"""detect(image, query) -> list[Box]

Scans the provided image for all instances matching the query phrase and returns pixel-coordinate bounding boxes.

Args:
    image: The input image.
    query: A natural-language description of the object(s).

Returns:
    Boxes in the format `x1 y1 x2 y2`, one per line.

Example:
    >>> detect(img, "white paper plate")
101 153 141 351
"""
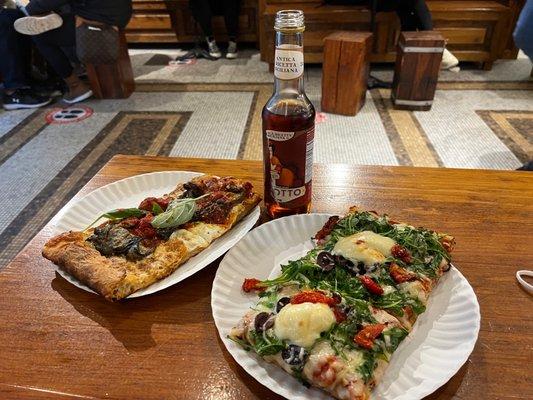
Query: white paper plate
49 171 260 298
212 214 480 400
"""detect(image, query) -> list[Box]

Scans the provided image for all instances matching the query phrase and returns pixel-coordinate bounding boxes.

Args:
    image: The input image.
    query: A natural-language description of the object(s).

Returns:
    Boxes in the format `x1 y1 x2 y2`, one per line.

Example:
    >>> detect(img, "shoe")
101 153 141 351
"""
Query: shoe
63 81 93 104
2 88 52 110
226 41 238 59
367 75 391 89
441 48 460 70
14 13 63 36
33 80 64 98
207 39 221 59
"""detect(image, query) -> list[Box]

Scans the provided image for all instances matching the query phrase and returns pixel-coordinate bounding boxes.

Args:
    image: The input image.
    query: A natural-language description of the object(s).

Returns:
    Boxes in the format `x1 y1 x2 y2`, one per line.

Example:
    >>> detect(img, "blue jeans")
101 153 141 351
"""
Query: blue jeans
514 0 533 61
0 8 30 90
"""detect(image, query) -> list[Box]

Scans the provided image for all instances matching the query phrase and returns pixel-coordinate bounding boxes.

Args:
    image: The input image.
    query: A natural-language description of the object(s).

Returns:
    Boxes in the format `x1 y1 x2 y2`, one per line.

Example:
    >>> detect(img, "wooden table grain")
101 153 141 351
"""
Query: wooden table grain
0 155 531 400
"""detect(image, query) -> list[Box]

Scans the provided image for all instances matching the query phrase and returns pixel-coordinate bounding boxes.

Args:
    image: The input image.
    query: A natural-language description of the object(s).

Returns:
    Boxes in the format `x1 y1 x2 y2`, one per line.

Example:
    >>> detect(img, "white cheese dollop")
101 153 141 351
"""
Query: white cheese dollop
274 303 336 348
332 231 396 265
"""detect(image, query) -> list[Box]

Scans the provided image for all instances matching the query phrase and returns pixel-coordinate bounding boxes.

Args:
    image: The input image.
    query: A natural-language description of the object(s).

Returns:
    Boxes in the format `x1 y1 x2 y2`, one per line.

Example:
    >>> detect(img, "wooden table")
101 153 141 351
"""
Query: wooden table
0 155 531 400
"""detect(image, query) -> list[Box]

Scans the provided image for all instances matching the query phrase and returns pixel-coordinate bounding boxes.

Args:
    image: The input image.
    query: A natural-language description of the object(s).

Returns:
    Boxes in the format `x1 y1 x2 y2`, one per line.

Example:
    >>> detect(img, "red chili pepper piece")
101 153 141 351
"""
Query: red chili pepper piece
242 278 266 293
315 216 340 242
389 262 417 284
391 244 413 264
359 276 384 295
354 324 386 349
290 290 337 306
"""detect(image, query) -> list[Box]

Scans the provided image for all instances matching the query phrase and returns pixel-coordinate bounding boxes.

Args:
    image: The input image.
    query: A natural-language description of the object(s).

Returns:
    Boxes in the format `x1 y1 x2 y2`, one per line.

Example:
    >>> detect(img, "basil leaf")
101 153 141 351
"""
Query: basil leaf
151 194 208 229
102 208 145 219
152 202 164 215
86 208 145 230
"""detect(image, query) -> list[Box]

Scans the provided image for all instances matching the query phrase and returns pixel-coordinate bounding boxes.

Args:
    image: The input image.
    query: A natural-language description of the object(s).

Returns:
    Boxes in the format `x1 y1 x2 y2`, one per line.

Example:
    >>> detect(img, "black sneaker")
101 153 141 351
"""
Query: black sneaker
2 88 52 110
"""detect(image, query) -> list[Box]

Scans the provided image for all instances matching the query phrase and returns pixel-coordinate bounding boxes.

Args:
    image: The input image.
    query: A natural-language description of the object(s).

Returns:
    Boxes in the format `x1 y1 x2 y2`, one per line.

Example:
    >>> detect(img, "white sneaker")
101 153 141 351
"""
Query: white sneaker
207 39 221 59
226 41 238 59
441 48 460 70
14 13 63 36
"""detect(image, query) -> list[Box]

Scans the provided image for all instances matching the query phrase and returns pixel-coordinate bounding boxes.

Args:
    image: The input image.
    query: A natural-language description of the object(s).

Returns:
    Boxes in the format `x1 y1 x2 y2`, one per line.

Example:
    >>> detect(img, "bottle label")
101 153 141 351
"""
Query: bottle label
267 126 314 204
274 48 304 80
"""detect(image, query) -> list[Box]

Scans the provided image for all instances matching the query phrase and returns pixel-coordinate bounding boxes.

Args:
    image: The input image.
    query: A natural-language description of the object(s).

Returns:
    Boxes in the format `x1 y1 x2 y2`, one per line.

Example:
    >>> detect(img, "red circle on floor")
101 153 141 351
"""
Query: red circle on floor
45 106 94 125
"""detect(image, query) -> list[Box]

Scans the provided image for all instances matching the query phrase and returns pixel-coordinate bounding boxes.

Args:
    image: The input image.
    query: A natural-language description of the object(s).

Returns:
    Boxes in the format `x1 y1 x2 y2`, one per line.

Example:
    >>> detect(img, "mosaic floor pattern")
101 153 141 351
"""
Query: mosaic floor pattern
0 50 531 269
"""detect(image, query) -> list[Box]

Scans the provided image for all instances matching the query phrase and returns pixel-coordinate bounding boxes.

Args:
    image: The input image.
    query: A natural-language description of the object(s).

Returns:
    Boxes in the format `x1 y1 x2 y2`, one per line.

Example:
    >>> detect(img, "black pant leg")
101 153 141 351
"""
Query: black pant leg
222 0 240 40
189 0 213 37
412 0 433 30
32 13 75 79
377 0 433 31
0 9 31 89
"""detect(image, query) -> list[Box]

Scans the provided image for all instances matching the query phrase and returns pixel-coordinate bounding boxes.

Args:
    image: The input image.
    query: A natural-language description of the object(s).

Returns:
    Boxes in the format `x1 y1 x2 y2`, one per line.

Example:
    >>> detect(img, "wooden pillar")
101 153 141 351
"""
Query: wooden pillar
321 31 373 116
391 31 444 111
86 32 135 99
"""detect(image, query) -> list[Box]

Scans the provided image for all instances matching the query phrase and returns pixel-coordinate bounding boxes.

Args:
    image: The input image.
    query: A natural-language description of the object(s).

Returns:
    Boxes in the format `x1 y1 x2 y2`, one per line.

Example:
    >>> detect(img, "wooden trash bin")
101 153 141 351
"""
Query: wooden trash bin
391 31 444 111
321 31 373 116
86 31 135 99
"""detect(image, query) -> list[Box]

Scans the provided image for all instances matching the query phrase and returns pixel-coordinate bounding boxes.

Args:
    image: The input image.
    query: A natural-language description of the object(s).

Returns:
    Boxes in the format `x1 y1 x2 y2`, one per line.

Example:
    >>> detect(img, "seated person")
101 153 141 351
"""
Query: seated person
13 0 133 104
513 0 532 61
189 0 240 59
0 1 51 110
376 0 459 69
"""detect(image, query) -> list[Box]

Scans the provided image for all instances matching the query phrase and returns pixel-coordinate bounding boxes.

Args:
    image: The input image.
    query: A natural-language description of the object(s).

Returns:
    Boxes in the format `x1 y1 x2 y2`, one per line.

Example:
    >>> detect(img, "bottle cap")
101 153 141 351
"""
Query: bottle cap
275 10 305 32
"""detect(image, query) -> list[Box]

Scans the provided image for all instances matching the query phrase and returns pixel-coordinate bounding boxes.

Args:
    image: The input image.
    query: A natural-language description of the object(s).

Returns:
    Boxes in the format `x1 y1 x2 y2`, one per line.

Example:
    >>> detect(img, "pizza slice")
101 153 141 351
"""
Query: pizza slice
43 175 261 301
230 207 454 399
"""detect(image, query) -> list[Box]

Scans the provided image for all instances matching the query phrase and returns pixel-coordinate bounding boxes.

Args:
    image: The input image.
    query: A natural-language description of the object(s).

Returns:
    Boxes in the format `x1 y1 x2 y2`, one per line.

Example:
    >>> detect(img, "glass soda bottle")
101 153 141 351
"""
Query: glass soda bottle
262 10 315 219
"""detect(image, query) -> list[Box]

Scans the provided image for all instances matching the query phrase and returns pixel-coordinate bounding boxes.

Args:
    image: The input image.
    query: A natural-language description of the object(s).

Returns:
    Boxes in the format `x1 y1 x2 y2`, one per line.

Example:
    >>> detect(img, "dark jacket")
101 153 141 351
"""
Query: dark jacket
26 0 132 29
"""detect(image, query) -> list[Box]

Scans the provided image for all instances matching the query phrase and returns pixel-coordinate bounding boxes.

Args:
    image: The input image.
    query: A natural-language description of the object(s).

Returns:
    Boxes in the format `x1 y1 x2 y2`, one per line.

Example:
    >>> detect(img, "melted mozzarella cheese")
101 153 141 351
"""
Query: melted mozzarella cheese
274 303 336 348
399 281 428 304
332 231 396 265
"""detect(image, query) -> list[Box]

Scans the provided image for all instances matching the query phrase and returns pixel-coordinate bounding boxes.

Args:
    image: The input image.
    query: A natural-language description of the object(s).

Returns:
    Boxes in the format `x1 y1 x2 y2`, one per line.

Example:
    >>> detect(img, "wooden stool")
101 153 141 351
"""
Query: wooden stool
391 31 444 111
321 31 372 116
86 32 135 99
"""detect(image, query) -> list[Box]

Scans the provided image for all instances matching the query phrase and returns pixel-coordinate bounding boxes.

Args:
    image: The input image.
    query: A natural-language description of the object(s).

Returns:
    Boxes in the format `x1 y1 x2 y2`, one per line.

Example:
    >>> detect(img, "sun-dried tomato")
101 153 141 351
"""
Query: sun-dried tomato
389 262 417 283
333 306 347 323
138 197 170 212
132 214 158 239
290 290 337 306
315 216 340 242
440 236 455 253
242 278 266 293
359 276 384 295
391 244 412 264
354 324 386 349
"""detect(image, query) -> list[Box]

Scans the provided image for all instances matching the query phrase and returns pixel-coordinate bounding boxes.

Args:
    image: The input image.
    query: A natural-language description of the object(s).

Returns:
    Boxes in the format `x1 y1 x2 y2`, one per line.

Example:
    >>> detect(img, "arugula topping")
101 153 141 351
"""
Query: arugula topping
151 194 208 229
248 330 285 356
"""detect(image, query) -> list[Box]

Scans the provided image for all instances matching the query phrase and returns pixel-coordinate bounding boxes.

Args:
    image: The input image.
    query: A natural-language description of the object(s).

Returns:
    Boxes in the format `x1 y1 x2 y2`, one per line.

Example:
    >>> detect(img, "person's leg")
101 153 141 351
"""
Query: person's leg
189 0 221 58
0 9 52 109
222 0 240 59
222 0 239 40
189 0 213 38
32 13 92 103
514 0 533 61
0 9 30 90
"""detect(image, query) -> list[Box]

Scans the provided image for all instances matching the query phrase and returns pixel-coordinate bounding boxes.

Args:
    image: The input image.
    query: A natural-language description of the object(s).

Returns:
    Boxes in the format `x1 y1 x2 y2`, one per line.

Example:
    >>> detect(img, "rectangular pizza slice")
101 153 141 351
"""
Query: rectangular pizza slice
230 207 454 400
43 175 261 301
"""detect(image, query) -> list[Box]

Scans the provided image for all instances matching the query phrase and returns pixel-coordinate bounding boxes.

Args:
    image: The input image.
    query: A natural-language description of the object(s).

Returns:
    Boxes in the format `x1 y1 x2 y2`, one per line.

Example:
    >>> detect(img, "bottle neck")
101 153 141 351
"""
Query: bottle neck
273 30 305 95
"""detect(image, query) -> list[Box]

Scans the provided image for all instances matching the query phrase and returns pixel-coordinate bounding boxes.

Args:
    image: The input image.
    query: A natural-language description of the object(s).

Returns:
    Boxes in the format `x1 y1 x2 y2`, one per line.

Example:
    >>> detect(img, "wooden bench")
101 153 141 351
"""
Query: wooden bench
260 0 512 70
86 32 135 99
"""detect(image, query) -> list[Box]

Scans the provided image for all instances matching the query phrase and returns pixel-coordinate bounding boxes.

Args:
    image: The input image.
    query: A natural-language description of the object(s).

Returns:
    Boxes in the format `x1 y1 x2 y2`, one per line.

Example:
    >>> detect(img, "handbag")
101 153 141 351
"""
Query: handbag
76 20 119 65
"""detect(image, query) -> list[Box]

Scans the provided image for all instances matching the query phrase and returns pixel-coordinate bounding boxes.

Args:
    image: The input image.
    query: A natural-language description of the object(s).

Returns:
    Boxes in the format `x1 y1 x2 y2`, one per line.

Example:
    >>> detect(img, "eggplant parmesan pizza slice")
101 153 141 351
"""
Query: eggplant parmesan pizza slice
43 175 261 301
